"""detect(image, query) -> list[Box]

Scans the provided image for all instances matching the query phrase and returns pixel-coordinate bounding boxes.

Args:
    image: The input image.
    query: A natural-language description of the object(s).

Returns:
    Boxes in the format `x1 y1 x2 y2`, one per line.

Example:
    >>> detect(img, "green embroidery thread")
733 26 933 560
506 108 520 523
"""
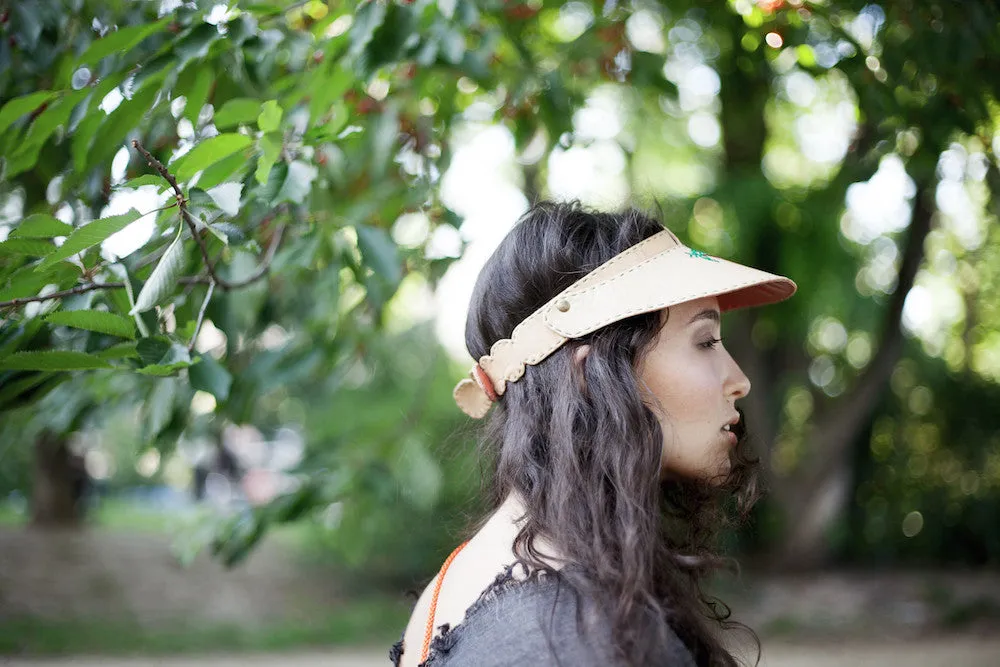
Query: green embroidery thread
688 248 718 262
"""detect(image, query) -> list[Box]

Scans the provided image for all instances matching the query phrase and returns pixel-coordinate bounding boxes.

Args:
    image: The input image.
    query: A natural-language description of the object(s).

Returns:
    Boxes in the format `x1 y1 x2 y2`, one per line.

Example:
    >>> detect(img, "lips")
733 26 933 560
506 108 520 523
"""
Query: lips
721 415 740 445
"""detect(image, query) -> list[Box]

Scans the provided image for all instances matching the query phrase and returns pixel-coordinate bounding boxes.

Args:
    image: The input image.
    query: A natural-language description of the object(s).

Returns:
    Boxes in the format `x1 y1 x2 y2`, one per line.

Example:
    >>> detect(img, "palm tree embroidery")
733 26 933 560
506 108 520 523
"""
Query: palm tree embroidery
688 248 718 262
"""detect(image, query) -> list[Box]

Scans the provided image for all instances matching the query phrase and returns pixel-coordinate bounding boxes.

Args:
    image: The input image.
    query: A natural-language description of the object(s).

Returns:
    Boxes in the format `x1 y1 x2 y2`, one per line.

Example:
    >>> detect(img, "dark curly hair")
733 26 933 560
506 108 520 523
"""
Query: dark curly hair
463 201 762 666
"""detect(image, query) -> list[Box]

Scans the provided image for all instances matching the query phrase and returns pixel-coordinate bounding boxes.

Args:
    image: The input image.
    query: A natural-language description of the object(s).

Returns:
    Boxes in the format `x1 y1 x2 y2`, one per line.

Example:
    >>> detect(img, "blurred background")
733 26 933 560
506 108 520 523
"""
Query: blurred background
1 0 999 665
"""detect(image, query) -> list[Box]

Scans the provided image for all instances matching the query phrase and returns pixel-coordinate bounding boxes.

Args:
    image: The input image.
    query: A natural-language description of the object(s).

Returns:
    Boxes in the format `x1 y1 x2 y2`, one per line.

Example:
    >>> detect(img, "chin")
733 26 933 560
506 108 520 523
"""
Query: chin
661 455 731 484
704 454 732 485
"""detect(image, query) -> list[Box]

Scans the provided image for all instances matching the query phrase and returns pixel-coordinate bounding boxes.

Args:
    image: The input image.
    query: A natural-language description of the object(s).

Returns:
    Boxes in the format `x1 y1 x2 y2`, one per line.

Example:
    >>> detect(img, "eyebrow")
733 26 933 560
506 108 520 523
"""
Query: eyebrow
687 309 721 326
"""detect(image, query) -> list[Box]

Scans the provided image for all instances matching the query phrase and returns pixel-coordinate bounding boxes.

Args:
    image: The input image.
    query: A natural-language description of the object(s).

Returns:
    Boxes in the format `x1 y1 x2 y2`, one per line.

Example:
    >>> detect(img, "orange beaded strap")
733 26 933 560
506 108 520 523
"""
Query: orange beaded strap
420 540 470 663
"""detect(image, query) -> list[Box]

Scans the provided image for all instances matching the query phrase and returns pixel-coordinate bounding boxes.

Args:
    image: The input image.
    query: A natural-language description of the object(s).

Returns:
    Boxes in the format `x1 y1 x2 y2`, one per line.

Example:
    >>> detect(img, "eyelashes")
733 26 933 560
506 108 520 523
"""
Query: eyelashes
699 337 722 350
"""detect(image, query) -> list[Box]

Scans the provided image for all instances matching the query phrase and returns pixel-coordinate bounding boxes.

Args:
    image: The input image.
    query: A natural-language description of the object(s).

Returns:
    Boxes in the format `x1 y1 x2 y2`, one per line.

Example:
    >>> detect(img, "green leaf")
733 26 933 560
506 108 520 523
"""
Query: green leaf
175 23 221 68
0 351 112 371
135 338 198 376
189 353 232 401
68 72 125 172
12 3 42 49
108 264 152 338
94 341 139 360
228 12 260 44
88 77 163 173
213 98 261 129
130 53 174 91
7 90 88 177
355 224 402 285
136 336 172 366
273 160 317 205
71 111 103 174
135 361 196 376
76 18 172 67
44 310 136 340
0 239 56 257
0 91 55 135
196 151 248 190
212 508 266 567
183 67 214 125
329 101 349 136
142 376 177 441
440 27 467 65
255 134 282 185
114 174 167 190
37 90 87 133
243 3 284 17
131 224 185 314
265 483 321 524
308 64 353 125
0 318 44 359
0 263 79 302
369 103 399 179
258 100 283 133
0 371 60 410
205 222 245 246
35 209 142 272
348 0 388 59
173 133 253 182
10 214 73 239
135 343 198 376
206 182 243 217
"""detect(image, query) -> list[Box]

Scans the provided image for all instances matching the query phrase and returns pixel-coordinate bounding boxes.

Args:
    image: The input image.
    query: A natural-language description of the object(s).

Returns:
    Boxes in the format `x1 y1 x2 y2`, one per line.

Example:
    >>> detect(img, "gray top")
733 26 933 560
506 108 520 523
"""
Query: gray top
390 563 698 667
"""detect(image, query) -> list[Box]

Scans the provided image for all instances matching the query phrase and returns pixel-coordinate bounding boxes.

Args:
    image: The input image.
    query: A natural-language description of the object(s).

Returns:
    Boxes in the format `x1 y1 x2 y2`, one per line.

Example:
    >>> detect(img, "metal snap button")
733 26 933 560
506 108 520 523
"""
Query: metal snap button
555 299 570 312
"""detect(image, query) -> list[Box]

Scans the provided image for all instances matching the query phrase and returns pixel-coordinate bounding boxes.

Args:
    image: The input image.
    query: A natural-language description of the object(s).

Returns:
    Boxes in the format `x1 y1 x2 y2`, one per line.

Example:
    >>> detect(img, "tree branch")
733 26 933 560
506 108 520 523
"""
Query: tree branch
131 139 235 290
0 283 124 309
131 139 287 292
230 220 288 289
802 178 935 490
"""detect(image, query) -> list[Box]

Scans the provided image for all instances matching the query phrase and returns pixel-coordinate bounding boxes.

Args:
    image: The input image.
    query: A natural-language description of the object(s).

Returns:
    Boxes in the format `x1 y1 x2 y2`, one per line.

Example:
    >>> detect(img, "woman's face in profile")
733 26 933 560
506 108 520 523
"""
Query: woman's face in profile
637 296 751 482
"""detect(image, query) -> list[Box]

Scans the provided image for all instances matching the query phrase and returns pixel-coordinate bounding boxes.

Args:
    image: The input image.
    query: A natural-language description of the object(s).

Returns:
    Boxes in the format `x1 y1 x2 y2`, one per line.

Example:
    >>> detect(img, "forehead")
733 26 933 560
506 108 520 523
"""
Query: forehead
662 296 720 330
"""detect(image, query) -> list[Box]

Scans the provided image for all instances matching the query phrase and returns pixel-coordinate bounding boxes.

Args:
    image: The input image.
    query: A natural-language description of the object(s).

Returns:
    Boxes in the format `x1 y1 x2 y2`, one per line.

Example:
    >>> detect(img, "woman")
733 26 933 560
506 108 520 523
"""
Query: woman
390 201 797 666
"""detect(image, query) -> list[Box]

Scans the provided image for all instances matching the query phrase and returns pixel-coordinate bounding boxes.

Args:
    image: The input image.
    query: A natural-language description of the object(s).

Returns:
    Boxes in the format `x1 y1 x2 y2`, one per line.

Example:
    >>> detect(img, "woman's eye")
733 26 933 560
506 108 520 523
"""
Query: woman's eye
699 337 722 350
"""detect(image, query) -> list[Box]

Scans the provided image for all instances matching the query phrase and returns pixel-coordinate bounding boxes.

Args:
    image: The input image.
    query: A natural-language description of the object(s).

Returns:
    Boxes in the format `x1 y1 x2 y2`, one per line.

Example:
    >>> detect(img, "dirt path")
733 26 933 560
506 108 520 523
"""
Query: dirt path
5 637 1000 667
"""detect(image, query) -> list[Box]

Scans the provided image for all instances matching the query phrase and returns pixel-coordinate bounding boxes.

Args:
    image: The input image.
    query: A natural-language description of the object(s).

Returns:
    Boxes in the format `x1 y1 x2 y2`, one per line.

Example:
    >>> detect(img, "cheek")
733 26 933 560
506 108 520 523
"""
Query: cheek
642 353 726 477
642 355 718 422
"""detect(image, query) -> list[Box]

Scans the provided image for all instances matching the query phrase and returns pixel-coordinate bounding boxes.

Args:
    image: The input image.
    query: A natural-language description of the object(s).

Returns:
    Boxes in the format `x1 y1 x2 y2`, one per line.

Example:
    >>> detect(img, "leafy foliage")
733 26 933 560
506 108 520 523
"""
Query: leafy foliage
0 0 998 570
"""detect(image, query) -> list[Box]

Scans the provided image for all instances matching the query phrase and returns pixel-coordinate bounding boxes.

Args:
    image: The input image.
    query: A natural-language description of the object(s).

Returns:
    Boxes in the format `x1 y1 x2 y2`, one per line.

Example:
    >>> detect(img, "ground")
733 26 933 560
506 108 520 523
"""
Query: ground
6 638 1000 667
1 526 999 665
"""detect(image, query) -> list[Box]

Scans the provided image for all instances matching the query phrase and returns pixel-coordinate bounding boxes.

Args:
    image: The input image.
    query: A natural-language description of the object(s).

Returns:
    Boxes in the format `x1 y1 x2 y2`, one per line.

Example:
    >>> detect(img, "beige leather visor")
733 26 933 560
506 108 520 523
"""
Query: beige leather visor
454 228 797 418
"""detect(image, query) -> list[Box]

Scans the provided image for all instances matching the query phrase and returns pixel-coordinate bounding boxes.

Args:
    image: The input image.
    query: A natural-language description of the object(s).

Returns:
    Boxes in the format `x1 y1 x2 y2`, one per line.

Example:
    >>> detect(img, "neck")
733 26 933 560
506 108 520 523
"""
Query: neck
479 490 566 570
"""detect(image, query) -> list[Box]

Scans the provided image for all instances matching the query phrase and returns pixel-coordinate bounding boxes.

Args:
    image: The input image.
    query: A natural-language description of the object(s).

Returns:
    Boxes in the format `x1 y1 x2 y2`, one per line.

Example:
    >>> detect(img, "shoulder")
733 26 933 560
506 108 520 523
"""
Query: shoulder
397 573 439 667
428 567 696 667
428 568 617 667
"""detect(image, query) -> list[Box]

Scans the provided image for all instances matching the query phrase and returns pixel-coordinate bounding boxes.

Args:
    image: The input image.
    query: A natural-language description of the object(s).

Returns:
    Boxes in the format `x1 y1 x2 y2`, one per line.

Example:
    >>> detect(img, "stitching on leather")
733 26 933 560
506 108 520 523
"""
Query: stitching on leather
473 229 676 394
557 277 784 337
560 229 675 291
522 336 564 367
542 246 683 333
478 311 565 393
454 378 491 418
562 245 684 302
478 309 544 378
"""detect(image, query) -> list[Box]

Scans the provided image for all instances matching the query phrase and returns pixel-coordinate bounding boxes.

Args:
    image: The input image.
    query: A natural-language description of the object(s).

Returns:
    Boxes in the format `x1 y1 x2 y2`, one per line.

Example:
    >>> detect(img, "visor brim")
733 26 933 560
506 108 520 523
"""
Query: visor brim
544 246 797 338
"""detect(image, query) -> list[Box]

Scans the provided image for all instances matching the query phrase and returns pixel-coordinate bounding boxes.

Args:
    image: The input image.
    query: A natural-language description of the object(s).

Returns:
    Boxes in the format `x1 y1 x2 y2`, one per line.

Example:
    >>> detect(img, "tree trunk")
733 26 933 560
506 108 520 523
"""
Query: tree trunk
31 430 87 526
769 180 935 568
713 12 938 566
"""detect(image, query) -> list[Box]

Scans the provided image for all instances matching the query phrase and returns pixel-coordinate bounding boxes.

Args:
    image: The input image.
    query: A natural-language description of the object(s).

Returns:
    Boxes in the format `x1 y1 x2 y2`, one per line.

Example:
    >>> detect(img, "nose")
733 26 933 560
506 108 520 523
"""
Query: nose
724 350 751 400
